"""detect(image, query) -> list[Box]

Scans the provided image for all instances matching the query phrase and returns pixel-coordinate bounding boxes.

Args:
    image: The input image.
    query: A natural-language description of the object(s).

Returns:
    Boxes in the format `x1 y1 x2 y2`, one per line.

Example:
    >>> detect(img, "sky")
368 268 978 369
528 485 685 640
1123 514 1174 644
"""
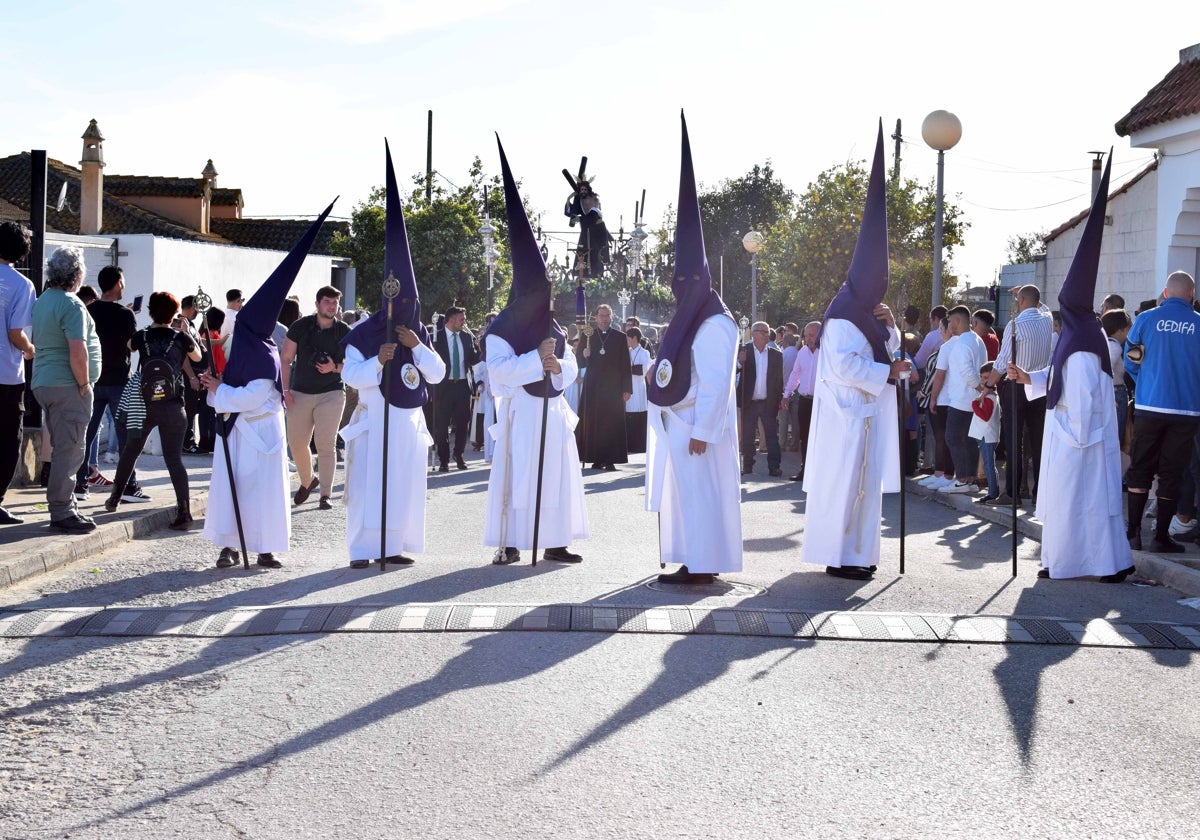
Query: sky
2 0 1193 299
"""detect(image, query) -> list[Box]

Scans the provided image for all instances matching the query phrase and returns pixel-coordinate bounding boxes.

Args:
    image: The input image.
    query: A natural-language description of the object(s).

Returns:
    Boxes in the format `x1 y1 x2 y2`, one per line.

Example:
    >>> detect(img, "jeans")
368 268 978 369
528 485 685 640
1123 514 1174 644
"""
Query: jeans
0 382 24 506
77 384 136 490
929 407 952 475
110 399 190 509
945 407 978 484
34 384 92 521
979 441 999 498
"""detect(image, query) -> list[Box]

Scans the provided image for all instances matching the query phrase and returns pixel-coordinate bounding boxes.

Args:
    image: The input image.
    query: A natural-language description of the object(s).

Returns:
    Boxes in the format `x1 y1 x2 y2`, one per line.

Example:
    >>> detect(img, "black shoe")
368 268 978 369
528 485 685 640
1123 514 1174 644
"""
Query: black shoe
825 565 873 580
182 443 201 455
602 463 617 472
790 471 804 482
455 456 467 470
168 506 194 531
769 468 783 477
39 462 51 487
492 546 521 565
543 547 583 563
104 495 119 513
657 565 715 584
741 468 752 476
1099 565 1136 583
1149 536 1186 554
438 464 450 473
381 554 415 565
0 506 23 525
1037 568 1050 579
591 463 603 470
256 553 283 569
319 496 333 510
349 558 370 569
216 548 240 568
1128 530 1143 551
293 476 319 506
73 483 89 502
49 514 96 533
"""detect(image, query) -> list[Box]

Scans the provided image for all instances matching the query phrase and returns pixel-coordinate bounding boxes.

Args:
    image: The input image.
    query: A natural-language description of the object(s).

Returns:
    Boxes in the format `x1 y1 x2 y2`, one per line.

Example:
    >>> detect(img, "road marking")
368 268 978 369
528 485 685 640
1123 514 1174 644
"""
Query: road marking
2 603 1198 649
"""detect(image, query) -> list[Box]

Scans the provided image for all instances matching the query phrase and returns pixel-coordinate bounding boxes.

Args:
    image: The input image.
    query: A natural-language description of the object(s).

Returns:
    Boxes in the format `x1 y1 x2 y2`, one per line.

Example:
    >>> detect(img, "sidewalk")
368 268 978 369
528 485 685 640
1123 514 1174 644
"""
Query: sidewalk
908 475 1200 597
0 452 214 588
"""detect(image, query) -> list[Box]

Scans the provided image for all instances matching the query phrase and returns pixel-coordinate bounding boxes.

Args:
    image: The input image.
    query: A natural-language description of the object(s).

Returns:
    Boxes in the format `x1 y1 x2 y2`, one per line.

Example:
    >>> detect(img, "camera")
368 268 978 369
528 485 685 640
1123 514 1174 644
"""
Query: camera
312 351 331 369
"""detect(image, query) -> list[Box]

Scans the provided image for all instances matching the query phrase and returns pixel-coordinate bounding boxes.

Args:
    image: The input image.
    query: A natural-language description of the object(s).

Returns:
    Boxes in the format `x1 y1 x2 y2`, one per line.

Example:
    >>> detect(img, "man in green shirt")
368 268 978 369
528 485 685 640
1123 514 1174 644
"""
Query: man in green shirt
31 246 102 532
280 285 351 509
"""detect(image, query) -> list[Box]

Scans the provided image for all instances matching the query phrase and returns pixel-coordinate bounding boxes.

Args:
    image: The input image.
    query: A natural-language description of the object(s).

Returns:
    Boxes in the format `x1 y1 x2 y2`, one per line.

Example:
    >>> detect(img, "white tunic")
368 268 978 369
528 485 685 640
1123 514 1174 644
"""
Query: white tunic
473 359 497 464
645 315 743 573
484 335 589 549
340 343 446 561
626 344 651 413
203 379 290 554
1027 353 1131 578
801 318 900 569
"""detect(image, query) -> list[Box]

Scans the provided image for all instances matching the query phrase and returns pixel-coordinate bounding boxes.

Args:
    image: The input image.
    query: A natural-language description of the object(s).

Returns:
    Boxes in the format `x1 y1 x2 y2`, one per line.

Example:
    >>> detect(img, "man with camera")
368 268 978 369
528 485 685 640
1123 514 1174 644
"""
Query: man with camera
280 285 350 509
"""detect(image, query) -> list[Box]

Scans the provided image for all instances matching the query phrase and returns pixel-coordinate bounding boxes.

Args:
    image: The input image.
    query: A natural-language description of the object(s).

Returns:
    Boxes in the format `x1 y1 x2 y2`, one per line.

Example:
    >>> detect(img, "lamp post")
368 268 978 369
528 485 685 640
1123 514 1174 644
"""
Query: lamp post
480 217 498 312
627 220 647 319
742 230 764 324
922 109 962 308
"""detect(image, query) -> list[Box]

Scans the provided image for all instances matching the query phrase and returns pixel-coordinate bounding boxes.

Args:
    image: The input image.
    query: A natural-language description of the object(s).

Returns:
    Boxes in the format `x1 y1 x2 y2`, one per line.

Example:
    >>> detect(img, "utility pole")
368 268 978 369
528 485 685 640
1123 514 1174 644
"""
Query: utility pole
891 118 902 188
425 110 433 205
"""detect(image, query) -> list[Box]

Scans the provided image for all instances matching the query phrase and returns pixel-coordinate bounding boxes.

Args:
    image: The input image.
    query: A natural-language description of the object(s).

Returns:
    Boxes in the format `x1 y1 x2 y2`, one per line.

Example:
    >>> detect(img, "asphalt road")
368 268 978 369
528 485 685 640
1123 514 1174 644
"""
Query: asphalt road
3 450 1199 838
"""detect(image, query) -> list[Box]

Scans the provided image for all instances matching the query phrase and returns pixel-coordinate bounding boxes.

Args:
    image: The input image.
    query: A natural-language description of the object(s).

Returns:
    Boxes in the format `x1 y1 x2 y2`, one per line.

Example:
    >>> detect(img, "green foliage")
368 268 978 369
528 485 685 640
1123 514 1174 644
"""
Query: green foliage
1005 230 1048 264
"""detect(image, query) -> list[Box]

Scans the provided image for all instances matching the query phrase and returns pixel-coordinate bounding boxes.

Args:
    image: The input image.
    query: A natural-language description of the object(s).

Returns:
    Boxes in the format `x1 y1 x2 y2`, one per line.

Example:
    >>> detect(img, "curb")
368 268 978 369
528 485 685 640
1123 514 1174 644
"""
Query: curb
907 477 1200 598
0 492 209 590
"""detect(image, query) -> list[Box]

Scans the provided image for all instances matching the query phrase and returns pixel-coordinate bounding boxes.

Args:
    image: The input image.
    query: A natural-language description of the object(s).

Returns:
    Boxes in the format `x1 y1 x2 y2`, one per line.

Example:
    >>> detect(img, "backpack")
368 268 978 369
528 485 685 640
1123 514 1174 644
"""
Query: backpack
140 332 180 403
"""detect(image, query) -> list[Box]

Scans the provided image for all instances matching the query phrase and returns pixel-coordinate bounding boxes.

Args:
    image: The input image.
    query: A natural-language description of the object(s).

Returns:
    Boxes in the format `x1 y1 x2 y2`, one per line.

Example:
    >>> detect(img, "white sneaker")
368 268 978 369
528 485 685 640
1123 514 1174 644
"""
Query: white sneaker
1169 515 1198 537
939 481 975 494
102 452 118 465
288 460 298 473
918 474 943 487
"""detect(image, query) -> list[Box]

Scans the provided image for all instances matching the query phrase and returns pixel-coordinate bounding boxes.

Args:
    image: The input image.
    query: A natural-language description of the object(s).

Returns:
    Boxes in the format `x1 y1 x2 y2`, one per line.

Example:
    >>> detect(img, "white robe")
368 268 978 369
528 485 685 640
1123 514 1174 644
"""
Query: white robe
473 359 497 464
203 379 290 554
627 344 651 413
484 335 589 549
801 318 900 569
340 343 446 561
1027 353 1131 578
645 315 743 573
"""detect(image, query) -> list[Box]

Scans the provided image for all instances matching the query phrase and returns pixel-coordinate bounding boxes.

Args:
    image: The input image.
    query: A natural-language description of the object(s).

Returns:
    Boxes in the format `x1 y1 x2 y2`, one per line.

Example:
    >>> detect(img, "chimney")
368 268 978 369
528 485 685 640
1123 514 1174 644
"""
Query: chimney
200 159 218 235
79 119 105 235
1089 150 1105 202
1181 43 1200 63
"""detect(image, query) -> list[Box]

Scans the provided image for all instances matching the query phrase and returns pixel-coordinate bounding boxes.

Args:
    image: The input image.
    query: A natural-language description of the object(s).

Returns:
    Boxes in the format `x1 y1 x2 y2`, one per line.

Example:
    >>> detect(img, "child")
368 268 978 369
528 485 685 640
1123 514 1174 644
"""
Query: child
970 361 1001 503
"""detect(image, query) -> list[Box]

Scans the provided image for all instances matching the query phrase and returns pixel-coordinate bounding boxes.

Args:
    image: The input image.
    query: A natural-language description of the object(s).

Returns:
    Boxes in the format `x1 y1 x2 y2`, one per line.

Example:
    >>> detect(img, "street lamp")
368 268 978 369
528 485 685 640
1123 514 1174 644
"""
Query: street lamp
742 230 764 324
922 109 962 307
480 217 498 312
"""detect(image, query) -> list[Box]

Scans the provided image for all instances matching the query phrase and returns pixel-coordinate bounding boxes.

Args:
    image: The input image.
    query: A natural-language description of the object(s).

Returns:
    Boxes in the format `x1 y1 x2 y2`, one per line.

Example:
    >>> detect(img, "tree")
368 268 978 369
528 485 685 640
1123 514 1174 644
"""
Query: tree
762 161 968 324
1005 230 1047 264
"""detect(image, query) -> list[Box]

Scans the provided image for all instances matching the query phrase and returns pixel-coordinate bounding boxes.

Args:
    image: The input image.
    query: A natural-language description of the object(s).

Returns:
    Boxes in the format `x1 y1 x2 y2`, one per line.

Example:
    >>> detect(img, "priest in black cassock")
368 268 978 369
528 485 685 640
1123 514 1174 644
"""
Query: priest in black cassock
576 303 632 470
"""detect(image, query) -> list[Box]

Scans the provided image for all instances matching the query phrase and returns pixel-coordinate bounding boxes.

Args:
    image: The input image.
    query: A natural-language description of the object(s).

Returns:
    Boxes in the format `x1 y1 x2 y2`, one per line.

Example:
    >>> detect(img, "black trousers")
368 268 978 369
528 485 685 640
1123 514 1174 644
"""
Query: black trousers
110 400 191 509
741 399 781 471
999 381 1045 499
183 382 203 447
434 379 471 465
1127 413 1200 499
796 394 813 464
0 383 24 506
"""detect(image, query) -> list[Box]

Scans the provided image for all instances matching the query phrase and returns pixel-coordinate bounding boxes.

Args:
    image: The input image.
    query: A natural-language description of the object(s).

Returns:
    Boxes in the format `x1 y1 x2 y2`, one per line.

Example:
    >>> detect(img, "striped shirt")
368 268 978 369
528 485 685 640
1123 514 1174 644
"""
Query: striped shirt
995 304 1054 374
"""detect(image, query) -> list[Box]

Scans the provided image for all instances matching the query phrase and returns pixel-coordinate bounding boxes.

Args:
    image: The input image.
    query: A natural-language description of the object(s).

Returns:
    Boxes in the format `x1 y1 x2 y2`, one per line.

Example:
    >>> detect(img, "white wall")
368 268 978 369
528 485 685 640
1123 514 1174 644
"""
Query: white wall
118 235 338 322
1129 113 1200 286
1042 167 1158 311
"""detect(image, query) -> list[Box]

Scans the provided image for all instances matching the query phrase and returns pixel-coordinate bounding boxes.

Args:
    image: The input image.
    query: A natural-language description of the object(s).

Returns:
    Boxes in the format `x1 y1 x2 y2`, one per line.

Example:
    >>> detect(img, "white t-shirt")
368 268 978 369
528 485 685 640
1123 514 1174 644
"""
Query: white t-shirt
935 332 986 412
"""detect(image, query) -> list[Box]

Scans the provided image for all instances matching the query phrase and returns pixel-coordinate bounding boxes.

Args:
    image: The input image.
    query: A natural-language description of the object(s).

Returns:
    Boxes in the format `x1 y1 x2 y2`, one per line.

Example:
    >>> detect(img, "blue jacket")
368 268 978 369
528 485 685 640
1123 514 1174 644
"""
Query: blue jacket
1124 297 1200 417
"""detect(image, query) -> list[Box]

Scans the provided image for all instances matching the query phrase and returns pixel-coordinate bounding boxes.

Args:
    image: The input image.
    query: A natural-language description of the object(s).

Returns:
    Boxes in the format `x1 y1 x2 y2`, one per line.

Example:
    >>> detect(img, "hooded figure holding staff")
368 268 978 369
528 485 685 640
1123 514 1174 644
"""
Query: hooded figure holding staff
800 122 910 581
644 112 742 585
483 136 589 565
1005 151 1134 582
339 142 446 569
200 199 337 570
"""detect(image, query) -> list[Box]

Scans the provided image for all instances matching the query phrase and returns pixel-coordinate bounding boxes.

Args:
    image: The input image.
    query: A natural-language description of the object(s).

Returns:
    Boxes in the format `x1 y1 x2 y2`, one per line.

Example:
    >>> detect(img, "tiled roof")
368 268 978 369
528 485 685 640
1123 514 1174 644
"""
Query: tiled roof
105 175 205 198
0 153 225 242
1115 54 1200 136
210 217 348 254
1043 160 1158 244
212 187 242 207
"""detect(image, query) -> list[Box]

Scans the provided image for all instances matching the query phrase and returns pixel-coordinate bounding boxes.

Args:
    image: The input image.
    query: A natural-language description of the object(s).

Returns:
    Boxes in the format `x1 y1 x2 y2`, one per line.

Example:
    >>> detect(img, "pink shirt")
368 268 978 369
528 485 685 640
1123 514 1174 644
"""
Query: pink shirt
784 346 818 397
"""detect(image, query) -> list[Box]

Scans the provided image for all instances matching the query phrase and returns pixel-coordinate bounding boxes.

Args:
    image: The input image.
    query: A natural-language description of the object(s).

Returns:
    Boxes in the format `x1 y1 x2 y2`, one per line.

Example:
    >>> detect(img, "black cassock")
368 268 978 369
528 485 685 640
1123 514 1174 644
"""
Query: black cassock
576 327 632 465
